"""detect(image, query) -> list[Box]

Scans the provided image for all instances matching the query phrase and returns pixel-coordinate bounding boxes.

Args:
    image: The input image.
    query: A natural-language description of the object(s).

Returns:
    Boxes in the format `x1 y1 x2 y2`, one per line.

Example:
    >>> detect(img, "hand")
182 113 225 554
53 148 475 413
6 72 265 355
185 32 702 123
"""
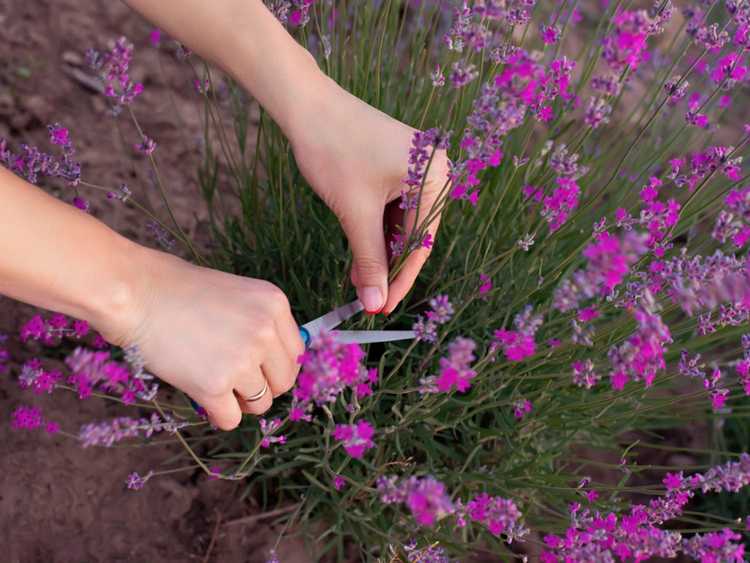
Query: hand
98 247 304 430
288 75 450 315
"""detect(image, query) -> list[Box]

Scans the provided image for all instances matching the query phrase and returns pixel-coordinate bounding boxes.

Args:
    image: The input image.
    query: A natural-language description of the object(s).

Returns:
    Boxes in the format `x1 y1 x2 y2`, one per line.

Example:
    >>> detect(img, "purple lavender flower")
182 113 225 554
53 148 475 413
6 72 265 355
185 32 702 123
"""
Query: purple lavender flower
135 135 157 156
290 333 376 421
401 128 449 211
79 413 186 447
378 475 455 527
681 529 745 562
259 417 286 448
125 471 153 491
413 294 454 343
420 337 477 394
10 405 44 430
332 420 375 459
87 37 144 113
403 541 454 563
584 97 612 129
1 123 81 188
572 359 600 389
461 493 527 539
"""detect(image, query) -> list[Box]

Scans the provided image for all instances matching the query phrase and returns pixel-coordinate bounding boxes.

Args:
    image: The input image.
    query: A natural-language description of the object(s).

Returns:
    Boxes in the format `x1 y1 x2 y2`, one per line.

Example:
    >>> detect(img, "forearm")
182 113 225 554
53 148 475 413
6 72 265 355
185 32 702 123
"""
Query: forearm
0 167 148 342
123 0 331 137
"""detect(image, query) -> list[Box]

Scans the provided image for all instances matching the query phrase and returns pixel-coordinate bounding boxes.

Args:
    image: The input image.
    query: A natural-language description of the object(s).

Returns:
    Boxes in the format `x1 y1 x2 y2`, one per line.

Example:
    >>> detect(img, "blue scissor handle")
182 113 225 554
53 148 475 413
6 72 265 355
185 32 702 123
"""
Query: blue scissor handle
299 326 311 349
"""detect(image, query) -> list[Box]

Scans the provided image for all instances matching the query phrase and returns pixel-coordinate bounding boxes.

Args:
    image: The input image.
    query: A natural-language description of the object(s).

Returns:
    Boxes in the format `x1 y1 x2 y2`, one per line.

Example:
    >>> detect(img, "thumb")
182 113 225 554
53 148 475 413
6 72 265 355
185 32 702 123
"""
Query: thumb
341 208 389 313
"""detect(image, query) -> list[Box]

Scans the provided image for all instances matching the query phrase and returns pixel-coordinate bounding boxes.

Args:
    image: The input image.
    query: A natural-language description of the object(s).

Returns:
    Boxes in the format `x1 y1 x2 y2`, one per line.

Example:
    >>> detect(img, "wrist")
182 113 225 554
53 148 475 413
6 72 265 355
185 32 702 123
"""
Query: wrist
82 235 157 347
231 30 336 140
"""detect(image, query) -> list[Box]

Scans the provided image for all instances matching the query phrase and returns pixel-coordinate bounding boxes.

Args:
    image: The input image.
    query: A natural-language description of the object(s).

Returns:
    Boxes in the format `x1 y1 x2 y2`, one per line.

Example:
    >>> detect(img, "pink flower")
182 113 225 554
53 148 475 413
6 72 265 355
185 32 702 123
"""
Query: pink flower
513 399 532 420
663 472 684 491
291 333 375 419
577 307 599 322
149 28 161 47
333 420 375 459
11 405 43 430
540 24 561 45
430 337 477 393
494 330 535 361
333 475 346 491
542 177 581 232
479 273 493 295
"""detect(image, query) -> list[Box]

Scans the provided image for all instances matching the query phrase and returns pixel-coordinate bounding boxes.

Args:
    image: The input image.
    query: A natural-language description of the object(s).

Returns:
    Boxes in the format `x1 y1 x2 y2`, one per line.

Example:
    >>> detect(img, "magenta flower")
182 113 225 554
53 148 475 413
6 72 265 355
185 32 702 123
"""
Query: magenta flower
554 231 647 313
413 294 454 343
290 332 376 421
377 475 455 527
493 306 542 362
601 10 662 72
125 471 153 491
494 330 535 362
10 405 44 430
332 420 375 459
149 28 161 48
572 359 600 389
333 475 346 491
541 176 581 232
86 36 144 112
512 398 532 420
463 493 526 538
259 417 286 448
478 273 493 296
134 135 157 156
608 303 672 390
540 24 561 45
406 477 455 526
419 337 477 394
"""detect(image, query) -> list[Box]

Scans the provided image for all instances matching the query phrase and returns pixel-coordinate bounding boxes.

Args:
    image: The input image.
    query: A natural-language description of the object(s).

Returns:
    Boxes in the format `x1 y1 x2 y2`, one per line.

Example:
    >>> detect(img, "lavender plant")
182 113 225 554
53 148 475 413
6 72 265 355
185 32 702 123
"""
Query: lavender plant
6 0 750 561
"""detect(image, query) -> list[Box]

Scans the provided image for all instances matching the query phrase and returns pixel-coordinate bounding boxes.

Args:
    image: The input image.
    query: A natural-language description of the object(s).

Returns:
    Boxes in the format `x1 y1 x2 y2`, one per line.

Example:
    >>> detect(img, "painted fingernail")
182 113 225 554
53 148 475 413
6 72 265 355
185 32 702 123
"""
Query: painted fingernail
359 286 384 313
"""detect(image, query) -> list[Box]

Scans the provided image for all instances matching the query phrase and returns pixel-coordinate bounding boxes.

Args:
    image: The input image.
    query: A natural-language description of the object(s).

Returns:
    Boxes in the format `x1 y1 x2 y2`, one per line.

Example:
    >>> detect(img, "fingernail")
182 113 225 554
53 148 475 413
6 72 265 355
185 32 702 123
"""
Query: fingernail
359 286 384 313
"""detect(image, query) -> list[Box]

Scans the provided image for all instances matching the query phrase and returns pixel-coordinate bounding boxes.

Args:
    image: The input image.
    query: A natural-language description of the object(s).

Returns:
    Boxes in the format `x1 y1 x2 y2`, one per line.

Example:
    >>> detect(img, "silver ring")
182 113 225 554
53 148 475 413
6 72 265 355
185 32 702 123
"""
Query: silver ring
241 380 269 402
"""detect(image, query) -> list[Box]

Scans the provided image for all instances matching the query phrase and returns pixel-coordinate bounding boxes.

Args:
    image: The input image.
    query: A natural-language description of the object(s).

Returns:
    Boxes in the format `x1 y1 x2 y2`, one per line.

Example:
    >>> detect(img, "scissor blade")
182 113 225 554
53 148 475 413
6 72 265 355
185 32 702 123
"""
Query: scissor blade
302 300 364 338
333 330 415 345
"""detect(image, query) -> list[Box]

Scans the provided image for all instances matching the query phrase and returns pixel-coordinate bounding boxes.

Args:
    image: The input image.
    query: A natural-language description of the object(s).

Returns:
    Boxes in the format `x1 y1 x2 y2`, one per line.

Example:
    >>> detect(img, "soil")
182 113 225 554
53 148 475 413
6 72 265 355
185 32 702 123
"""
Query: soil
0 1 311 561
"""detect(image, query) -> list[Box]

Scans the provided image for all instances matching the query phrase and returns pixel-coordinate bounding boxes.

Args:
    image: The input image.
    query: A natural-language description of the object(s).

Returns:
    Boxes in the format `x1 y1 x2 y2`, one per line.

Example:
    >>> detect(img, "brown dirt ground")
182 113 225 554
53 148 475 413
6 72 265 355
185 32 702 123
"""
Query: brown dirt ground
0 1 312 561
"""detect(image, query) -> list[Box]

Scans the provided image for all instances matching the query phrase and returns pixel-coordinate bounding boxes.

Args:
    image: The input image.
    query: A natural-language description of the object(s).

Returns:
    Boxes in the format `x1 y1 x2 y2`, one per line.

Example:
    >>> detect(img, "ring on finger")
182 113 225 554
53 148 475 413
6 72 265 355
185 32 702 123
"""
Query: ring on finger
239 380 269 403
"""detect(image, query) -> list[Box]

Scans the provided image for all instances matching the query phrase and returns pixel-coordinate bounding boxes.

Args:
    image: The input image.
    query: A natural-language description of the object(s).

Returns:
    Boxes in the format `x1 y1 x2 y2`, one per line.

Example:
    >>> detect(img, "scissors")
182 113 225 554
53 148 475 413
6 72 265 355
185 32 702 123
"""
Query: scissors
298 299 415 347
189 300 415 413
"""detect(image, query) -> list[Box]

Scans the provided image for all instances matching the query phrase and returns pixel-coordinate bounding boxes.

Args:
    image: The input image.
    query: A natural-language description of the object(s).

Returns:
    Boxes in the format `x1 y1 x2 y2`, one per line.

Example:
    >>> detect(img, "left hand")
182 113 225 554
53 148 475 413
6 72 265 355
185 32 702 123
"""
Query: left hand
287 74 450 315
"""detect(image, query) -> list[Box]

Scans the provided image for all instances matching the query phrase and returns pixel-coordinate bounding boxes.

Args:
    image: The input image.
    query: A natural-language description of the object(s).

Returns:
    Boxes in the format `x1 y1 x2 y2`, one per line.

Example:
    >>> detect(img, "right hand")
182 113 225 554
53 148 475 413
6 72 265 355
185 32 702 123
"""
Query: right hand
98 248 304 430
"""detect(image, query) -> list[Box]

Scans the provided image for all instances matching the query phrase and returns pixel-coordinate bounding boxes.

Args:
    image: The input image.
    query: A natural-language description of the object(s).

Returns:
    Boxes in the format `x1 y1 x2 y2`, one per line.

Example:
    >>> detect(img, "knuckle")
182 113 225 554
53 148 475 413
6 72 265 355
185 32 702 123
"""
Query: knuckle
263 284 291 314
201 372 232 398
356 255 386 277
277 368 299 395
253 320 277 345
292 334 306 358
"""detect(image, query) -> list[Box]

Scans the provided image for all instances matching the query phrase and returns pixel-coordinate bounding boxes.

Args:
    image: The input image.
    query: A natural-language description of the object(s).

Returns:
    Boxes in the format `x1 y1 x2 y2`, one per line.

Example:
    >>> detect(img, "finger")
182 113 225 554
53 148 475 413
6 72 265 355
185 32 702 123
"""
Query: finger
200 392 243 431
260 334 299 397
340 203 390 314
275 304 306 367
235 364 273 415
